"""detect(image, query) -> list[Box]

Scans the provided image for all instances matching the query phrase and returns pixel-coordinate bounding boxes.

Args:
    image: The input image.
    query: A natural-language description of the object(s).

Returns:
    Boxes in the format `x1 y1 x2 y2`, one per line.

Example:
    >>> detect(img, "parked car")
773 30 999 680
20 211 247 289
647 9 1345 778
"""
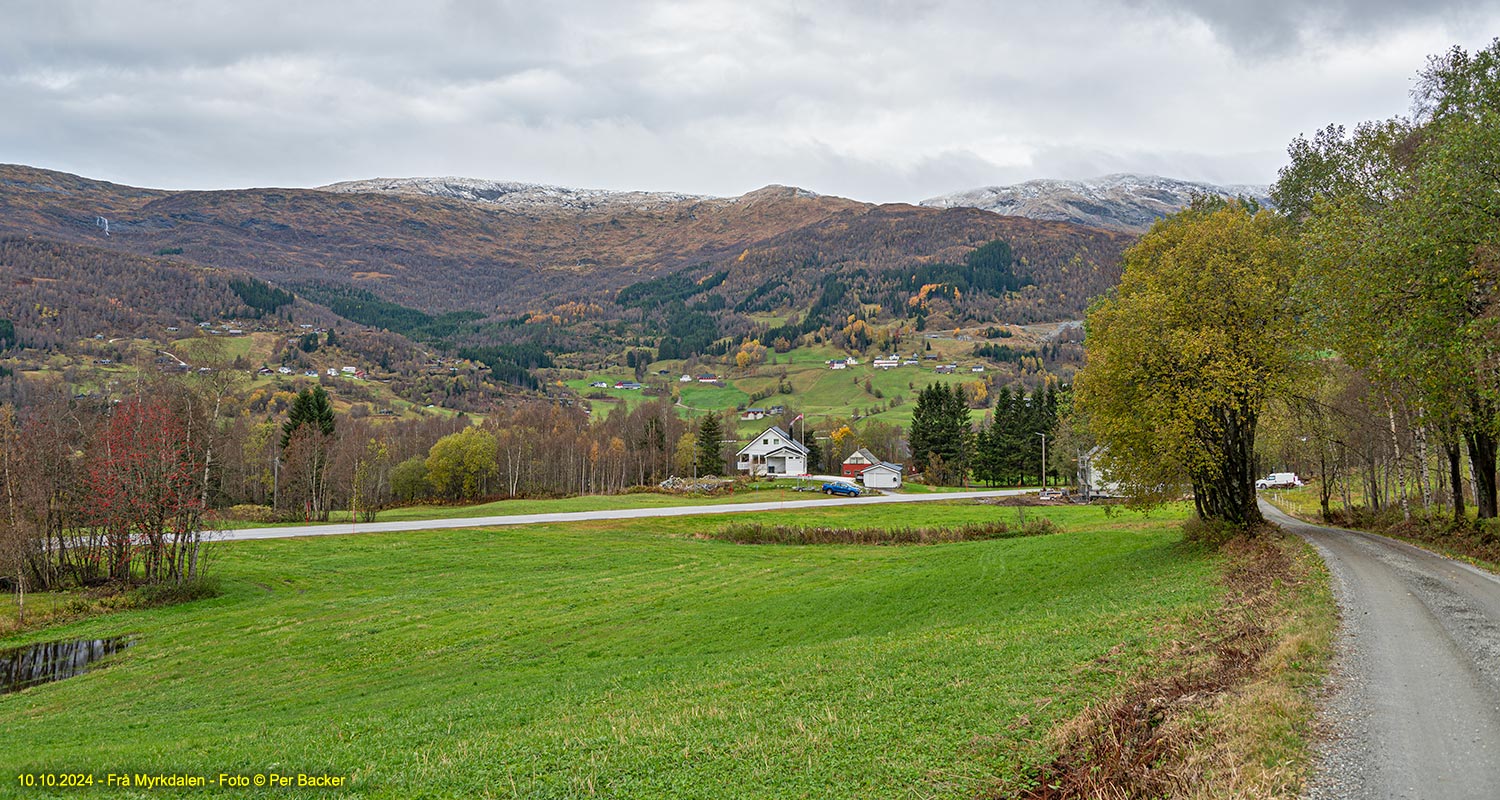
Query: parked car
1255 472 1303 490
821 481 862 497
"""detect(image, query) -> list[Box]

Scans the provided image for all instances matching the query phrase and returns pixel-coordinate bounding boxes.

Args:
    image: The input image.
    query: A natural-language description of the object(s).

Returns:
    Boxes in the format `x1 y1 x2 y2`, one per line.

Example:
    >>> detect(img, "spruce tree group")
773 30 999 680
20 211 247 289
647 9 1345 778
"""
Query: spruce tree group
908 383 973 484
973 384 1061 486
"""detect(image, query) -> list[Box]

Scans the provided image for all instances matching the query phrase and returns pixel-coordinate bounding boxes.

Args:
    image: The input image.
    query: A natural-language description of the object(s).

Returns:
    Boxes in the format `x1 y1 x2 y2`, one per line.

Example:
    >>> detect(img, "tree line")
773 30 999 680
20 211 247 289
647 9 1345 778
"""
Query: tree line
1076 39 1500 531
908 382 1064 486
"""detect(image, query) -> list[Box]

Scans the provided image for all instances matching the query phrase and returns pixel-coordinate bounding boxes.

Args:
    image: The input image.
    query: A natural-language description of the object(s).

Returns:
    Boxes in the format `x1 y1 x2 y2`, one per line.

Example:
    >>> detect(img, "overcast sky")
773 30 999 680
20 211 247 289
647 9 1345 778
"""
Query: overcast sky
2 1 1497 203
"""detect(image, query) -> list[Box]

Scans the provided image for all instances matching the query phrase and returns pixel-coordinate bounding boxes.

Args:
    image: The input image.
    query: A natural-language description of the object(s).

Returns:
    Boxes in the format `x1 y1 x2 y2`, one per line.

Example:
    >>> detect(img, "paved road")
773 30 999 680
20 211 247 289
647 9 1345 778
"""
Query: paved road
1263 502 1500 799
217 488 1031 542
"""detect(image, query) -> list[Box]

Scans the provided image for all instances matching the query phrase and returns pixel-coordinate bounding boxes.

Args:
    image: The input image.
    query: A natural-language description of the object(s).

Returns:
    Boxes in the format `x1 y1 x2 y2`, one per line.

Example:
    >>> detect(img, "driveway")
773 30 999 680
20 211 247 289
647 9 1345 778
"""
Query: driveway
1262 502 1500 799
217 488 1031 542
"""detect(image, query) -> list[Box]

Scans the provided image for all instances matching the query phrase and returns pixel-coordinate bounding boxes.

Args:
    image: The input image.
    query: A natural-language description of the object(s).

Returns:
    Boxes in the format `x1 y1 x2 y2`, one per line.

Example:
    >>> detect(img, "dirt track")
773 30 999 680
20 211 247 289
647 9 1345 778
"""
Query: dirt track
1264 502 1500 799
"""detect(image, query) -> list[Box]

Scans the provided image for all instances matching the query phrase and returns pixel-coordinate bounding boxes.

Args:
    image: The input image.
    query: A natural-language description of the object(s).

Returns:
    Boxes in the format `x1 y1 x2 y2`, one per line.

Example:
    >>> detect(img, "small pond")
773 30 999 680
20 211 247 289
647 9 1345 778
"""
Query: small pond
0 636 134 695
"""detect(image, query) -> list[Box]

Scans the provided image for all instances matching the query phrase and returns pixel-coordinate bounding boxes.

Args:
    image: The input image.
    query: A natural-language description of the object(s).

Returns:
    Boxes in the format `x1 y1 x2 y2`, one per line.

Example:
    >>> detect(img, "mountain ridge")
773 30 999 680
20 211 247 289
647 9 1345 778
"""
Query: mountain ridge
319 171 1268 233
0 164 1129 320
921 174 1272 232
6 162 1267 234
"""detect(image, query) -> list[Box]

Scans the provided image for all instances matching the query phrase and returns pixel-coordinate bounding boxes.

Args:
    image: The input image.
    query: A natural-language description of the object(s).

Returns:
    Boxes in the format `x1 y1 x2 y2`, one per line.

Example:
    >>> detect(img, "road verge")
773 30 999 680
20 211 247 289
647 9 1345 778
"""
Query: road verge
1010 529 1335 799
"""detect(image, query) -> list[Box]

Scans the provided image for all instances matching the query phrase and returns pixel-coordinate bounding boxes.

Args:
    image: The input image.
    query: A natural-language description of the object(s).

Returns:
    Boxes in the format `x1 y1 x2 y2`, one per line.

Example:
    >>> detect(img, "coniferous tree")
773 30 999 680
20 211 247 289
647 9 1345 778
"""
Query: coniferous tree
798 425 822 474
973 418 998 486
909 384 941 473
282 385 336 448
278 386 337 520
695 413 724 477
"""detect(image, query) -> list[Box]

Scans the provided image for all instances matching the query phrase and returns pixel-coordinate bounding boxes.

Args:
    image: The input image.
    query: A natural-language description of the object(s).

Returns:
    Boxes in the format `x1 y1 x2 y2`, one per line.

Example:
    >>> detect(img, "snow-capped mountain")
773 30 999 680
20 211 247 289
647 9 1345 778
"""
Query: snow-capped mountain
319 173 1265 231
920 174 1271 233
318 176 713 212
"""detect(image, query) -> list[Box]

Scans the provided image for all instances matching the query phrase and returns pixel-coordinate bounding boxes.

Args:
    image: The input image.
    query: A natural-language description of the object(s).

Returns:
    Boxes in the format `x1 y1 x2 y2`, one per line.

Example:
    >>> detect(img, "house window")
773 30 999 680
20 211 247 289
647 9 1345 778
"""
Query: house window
763 438 769 445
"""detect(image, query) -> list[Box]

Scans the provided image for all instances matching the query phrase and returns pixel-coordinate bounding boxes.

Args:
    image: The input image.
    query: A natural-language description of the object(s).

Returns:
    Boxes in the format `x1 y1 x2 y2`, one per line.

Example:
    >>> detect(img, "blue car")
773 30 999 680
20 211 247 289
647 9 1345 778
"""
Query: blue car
821 482 861 497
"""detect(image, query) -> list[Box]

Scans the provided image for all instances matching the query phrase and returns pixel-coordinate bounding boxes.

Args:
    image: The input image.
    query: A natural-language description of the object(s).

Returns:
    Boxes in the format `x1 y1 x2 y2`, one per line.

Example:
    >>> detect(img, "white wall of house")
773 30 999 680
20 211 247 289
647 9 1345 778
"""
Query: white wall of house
1078 446 1122 500
843 451 874 467
861 464 902 488
736 427 809 476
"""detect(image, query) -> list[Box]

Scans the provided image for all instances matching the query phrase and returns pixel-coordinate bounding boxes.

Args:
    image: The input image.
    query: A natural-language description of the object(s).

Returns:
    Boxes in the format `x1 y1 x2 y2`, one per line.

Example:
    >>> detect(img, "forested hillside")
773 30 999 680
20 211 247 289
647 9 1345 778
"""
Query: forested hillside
0 237 277 347
0 165 1129 330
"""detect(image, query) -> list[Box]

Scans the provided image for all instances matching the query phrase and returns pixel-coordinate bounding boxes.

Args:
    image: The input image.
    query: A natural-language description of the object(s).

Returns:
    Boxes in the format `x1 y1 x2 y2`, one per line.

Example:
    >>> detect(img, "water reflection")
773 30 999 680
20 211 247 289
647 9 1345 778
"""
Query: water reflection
0 637 134 694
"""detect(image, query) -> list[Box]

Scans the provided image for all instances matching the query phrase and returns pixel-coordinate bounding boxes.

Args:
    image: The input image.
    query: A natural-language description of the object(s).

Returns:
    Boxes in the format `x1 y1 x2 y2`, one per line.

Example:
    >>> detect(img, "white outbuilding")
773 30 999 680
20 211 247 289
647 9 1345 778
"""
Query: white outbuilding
859 462 904 489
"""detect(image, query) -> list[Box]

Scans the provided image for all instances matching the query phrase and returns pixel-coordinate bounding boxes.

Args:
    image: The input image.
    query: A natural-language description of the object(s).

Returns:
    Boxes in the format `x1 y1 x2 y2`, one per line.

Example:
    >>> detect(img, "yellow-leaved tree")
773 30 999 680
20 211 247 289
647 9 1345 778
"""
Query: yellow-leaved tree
1075 198 1301 527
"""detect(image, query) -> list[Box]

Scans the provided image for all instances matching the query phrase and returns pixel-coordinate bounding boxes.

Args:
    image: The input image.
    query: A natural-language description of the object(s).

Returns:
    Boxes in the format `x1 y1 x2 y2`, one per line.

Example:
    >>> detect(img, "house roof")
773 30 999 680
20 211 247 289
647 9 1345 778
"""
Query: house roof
844 447 879 464
864 462 904 474
736 425 809 456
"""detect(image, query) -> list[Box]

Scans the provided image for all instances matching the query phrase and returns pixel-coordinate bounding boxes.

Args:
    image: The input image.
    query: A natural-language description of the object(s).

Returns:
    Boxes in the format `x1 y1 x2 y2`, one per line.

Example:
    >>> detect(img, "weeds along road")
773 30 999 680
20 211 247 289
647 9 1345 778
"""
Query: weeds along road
217 488 1032 542
1263 502 1500 799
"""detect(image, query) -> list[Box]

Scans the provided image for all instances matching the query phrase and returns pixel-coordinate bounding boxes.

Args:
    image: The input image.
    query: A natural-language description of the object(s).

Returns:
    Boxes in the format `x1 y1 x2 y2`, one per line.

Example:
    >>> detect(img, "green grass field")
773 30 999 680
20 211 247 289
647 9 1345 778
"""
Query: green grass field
675 383 750 412
1 502 1217 799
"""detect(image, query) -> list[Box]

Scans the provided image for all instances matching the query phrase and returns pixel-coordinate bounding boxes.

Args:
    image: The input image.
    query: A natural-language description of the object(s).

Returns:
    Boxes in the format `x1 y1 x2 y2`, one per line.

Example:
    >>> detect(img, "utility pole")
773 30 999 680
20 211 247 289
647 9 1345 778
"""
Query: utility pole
1036 432 1047 488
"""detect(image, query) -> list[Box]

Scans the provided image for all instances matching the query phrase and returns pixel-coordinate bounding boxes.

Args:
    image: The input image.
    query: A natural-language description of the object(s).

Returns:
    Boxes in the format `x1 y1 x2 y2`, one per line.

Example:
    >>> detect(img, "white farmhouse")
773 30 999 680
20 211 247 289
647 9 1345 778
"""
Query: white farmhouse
736 425 809 477
1078 446 1122 501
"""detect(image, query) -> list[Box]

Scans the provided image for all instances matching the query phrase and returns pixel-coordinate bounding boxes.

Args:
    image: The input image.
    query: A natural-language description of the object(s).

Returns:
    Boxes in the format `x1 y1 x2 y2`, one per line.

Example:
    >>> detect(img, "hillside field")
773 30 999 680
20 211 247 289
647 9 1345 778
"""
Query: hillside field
566 334 1027 435
0 501 1221 799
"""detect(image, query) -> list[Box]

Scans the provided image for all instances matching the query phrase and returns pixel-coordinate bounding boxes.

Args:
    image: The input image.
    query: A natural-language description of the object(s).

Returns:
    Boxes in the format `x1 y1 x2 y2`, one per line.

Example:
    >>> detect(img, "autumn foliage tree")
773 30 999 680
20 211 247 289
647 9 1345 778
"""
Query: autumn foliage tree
1272 39 1500 524
1076 199 1300 526
85 393 209 584
425 426 498 500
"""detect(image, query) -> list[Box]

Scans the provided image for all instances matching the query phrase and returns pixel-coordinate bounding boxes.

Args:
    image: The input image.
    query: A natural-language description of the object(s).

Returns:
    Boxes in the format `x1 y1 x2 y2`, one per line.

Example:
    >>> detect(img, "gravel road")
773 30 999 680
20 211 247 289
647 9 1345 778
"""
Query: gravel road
1263 502 1500 799
216 488 1030 542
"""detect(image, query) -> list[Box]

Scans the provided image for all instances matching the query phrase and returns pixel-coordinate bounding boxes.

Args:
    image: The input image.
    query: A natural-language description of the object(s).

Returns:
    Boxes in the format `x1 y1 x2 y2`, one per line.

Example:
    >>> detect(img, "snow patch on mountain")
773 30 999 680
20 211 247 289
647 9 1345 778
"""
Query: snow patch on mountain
920 174 1271 233
317 176 714 212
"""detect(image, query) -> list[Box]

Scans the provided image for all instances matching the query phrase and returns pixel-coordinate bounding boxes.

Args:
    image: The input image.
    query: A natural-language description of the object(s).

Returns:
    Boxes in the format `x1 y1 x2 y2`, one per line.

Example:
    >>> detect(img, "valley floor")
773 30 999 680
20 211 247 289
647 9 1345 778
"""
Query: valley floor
4 502 1274 799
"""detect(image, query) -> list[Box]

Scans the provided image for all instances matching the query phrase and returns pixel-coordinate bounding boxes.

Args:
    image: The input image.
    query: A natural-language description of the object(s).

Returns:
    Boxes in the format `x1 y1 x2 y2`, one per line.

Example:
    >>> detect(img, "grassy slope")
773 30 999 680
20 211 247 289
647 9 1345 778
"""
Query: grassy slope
571 339 994 433
2 503 1215 799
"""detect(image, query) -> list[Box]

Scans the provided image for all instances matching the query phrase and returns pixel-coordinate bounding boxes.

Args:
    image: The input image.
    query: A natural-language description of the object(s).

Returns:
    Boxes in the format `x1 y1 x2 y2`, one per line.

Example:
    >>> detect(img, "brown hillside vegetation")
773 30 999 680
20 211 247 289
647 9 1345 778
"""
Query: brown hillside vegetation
0 165 1132 321
0 237 254 346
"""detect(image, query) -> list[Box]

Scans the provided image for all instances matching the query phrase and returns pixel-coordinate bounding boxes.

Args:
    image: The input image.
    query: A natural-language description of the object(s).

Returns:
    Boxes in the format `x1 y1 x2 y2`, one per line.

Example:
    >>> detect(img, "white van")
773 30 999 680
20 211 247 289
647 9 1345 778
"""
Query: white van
1255 472 1302 490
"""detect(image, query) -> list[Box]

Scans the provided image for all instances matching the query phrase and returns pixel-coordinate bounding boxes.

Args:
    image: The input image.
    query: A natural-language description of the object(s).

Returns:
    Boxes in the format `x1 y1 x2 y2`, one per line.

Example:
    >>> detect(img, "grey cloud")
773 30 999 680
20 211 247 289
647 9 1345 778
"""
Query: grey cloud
2 1 1497 201
1131 0 1499 55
